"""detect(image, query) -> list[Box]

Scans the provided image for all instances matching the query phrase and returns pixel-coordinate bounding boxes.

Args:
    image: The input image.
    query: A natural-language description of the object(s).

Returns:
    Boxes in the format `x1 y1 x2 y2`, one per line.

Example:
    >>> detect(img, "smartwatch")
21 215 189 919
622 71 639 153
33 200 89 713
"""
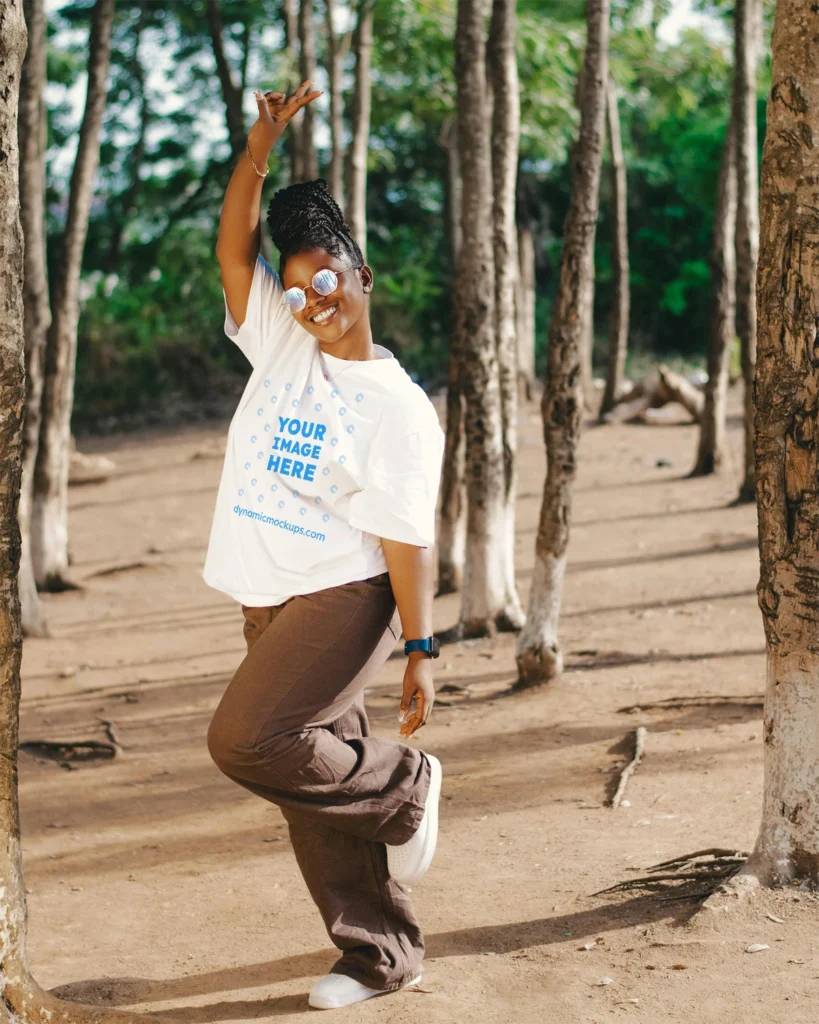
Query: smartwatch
404 636 440 659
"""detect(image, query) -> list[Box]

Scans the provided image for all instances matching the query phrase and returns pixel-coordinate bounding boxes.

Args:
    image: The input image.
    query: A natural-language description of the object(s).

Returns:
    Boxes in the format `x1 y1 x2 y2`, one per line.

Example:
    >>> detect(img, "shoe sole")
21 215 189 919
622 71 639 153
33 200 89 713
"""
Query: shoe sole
308 974 423 1009
402 753 442 885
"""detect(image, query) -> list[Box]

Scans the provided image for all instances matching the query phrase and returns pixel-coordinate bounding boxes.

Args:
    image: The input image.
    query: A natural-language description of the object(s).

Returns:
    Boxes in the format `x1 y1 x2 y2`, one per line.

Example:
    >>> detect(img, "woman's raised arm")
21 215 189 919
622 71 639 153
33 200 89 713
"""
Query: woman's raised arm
216 81 321 329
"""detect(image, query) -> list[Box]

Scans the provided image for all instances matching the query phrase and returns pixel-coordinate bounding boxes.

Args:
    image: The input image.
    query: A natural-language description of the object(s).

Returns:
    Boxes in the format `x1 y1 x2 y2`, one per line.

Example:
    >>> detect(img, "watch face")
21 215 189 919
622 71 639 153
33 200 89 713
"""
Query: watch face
431 636 440 658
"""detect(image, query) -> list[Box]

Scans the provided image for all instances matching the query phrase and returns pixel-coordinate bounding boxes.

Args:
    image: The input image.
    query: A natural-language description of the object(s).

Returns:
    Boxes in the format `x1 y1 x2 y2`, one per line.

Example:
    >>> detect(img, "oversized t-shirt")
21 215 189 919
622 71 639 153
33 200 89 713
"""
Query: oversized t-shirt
203 255 445 607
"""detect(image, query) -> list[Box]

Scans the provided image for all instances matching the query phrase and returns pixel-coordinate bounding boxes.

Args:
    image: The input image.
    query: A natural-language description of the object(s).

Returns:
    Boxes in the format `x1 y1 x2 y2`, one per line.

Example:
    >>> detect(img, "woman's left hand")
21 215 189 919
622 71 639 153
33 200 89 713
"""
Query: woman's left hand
398 655 435 739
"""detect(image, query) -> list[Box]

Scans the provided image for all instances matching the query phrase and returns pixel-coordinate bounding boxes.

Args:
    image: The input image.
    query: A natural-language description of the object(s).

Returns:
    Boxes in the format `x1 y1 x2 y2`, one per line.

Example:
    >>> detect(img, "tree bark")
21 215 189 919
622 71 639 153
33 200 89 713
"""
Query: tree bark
437 116 465 596
345 0 373 257
516 0 609 686
206 0 246 157
17 0 50 637
691 116 737 476
734 0 760 503
30 0 115 591
282 0 304 183
599 74 630 419
732 0 819 891
516 172 536 402
324 0 345 205
487 0 524 629
0 7 156 1018
298 0 319 181
451 0 515 636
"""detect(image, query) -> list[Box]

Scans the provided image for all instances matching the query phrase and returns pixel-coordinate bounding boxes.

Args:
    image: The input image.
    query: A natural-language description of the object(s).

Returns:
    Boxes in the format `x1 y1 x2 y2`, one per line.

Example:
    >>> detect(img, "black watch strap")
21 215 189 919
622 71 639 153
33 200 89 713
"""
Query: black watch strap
404 636 440 659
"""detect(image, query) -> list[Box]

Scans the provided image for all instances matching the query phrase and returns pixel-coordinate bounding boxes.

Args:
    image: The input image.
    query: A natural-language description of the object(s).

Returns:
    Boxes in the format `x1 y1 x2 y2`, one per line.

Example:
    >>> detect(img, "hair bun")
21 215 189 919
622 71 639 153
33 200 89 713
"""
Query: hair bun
267 178 356 257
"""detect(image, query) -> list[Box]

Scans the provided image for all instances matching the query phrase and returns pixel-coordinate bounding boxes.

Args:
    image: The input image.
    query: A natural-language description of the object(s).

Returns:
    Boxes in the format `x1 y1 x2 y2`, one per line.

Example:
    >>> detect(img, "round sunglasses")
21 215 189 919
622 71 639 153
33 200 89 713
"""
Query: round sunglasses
282 266 362 315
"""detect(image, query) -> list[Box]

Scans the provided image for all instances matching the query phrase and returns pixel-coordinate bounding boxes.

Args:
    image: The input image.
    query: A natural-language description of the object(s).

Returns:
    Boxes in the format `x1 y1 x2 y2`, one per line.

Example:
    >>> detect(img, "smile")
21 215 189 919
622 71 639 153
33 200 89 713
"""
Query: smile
310 304 338 326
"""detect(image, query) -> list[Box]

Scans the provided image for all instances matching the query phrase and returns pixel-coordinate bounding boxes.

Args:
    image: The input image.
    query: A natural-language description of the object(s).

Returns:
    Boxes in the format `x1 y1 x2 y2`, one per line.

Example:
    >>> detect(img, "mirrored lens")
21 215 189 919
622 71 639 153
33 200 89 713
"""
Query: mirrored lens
284 287 307 313
312 269 338 296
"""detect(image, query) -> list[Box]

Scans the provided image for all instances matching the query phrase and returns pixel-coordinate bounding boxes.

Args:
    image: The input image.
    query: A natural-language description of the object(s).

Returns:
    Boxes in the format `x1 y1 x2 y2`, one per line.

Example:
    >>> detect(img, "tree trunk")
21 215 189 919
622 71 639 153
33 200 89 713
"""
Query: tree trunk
0 9 155 1019
107 1 149 267
30 0 115 592
729 0 819 891
451 0 513 637
516 0 609 686
282 0 303 183
487 0 524 630
437 117 466 596
599 74 630 418
516 173 536 402
345 0 373 257
734 0 760 503
298 0 319 181
206 0 246 157
691 116 737 476
17 0 50 637
324 0 345 205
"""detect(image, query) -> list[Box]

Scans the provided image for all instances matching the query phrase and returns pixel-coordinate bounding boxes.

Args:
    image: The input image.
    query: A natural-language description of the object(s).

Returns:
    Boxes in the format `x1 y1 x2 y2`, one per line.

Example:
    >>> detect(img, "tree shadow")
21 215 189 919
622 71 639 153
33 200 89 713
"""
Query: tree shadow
48 892 691 1019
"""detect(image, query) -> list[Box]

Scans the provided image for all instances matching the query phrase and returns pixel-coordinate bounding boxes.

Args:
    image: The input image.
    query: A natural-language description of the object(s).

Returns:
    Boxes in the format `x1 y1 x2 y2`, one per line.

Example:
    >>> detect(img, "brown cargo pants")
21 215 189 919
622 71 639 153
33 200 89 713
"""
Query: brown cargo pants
206 572 431 992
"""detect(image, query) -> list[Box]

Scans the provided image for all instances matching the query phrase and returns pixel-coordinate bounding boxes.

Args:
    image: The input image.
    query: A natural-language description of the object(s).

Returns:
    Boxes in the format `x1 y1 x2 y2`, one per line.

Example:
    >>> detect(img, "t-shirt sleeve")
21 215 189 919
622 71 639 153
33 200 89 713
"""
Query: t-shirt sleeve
348 407 445 548
223 254 290 367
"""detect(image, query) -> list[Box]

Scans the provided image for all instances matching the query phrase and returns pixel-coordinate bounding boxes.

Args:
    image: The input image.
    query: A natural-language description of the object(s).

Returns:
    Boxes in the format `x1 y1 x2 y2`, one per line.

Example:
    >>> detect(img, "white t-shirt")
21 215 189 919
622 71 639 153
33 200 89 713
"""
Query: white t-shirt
203 255 445 607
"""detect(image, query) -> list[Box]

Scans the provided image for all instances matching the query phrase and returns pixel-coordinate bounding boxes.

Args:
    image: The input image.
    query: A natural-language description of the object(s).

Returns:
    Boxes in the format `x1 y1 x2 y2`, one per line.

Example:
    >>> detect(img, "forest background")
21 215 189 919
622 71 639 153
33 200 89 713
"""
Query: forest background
44 0 761 432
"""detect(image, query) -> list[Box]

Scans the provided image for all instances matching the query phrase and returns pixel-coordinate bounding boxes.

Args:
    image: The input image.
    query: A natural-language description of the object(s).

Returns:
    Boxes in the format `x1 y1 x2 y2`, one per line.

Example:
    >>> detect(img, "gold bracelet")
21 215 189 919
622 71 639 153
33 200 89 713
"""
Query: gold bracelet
246 139 269 178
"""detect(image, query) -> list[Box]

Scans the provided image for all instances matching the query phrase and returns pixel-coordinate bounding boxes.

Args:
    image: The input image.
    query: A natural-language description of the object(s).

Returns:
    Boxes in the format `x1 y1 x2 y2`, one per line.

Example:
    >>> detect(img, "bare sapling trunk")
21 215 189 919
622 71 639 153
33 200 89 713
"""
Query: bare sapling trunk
516 173 536 402
206 0 246 157
452 0 515 636
282 0 304 182
710 0 819 897
0 8 155 1019
734 0 760 503
599 74 630 419
30 0 115 591
298 0 319 181
17 0 50 637
437 118 466 595
324 0 346 205
345 0 373 257
487 0 524 629
691 116 737 477
516 0 610 686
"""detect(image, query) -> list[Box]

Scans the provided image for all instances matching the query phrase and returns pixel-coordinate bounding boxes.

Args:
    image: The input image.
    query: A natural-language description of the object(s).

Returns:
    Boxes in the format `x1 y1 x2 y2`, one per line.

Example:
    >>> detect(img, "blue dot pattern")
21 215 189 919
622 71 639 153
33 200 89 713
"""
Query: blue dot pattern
251 435 257 443
264 380 271 388
346 425 355 434
244 462 251 470
355 392 364 403
285 383 292 391
315 403 323 412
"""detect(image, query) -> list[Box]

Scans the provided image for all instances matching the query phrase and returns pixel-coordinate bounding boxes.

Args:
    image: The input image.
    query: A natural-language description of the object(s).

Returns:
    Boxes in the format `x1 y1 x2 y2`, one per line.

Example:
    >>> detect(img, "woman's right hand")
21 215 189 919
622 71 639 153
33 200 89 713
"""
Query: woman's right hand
249 80 322 157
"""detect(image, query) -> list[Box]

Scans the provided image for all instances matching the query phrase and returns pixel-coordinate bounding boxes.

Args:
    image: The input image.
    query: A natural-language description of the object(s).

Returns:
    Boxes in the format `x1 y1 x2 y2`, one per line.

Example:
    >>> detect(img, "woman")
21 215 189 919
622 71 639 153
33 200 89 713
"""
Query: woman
204 81 444 1011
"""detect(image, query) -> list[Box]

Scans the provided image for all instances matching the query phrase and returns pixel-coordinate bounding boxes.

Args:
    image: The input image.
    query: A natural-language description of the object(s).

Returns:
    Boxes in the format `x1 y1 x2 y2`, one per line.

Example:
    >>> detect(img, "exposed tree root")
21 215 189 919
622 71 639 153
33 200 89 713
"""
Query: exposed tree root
610 726 647 807
618 694 763 714
19 739 119 769
592 848 749 903
4 979 159 1023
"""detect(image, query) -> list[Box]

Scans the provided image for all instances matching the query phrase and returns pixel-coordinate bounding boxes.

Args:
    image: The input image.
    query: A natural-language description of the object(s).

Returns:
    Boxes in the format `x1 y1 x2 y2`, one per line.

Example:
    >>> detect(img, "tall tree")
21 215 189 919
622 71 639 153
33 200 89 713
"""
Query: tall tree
17 0 50 637
691 117 737 476
345 0 373 256
437 116 466 596
734 0 760 503
516 0 610 685
599 74 630 419
729 0 819 892
487 0 524 628
324 0 346 204
516 172 536 401
30 0 116 591
1 7 153 1020
298 0 319 181
452 0 519 635
206 0 246 157
282 0 304 183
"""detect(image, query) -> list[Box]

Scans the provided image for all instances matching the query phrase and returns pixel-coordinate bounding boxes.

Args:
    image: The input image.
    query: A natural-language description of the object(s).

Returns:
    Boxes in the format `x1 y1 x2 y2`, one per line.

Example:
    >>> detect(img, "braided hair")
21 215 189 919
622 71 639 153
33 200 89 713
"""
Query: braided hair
267 179 364 277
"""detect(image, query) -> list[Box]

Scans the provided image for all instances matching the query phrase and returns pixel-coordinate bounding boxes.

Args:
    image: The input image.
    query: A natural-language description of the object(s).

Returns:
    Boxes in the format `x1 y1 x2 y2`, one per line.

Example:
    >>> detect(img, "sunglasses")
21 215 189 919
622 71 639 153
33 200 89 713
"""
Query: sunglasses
282 266 362 315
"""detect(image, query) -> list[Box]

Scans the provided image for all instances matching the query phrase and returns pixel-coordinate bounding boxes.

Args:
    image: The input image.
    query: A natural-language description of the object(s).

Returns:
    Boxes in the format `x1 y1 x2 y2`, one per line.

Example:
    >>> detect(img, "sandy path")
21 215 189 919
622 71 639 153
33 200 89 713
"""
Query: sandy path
18 392 819 1024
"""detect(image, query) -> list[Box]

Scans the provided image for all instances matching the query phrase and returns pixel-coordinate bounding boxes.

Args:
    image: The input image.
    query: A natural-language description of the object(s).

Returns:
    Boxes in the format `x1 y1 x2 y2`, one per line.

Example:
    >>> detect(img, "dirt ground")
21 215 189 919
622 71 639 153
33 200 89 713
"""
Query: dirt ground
19 387 819 1024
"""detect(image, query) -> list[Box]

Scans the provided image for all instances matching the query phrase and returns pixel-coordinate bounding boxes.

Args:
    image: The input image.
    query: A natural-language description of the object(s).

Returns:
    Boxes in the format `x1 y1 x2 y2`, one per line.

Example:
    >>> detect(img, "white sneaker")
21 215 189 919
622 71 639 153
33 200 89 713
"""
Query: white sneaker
307 972 422 1009
386 753 442 885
